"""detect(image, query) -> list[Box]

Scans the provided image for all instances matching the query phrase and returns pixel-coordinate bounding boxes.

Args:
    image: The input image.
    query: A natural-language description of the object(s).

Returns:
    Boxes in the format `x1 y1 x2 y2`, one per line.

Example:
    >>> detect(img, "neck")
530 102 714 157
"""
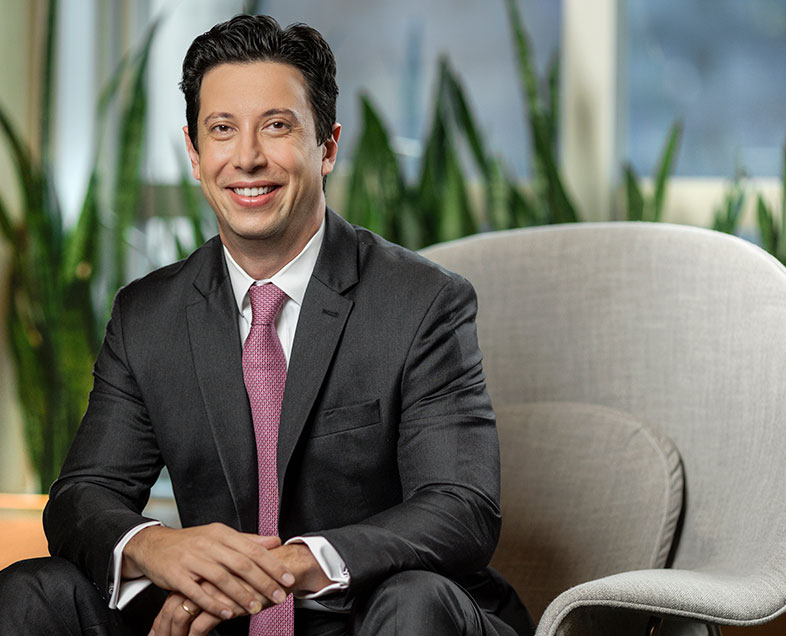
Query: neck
221 213 323 280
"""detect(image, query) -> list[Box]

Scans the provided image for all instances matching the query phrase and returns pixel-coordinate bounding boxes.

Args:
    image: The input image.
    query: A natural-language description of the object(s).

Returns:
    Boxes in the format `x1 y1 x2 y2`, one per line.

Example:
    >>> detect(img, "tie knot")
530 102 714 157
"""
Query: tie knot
248 283 288 325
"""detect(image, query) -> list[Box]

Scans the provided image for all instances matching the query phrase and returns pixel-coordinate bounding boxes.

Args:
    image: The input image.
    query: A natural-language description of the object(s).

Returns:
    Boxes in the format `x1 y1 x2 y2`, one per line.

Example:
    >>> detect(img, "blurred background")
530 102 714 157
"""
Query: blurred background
1 0 784 494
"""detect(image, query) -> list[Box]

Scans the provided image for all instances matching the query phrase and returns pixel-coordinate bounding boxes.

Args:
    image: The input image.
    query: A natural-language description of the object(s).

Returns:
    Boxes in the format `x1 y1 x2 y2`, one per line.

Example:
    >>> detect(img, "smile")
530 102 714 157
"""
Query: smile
231 185 278 197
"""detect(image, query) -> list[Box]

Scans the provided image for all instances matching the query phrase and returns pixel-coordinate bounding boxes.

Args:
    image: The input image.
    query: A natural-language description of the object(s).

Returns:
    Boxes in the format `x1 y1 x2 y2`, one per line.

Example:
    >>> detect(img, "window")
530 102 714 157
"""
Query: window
144 0 560 183
626 0 786 178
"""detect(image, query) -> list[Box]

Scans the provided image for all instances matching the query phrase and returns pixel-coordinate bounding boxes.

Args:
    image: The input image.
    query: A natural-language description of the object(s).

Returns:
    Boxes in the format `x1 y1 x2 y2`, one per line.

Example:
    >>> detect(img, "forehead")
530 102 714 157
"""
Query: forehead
198 61 312 119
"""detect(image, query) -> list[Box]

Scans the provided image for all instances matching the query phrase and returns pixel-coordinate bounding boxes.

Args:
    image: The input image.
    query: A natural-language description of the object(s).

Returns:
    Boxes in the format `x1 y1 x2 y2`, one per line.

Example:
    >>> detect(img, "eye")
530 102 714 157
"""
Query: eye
210 124 233 136
267 120 291 132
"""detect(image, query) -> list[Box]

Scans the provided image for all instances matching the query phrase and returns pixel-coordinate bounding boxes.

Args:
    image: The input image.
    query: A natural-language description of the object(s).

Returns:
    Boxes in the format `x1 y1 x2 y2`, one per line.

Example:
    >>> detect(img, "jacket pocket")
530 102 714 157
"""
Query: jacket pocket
309 398 381 438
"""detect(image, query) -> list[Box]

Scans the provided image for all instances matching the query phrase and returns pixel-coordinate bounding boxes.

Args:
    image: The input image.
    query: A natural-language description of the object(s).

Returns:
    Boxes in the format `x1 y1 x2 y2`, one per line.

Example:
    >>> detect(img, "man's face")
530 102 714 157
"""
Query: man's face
184 61 340 257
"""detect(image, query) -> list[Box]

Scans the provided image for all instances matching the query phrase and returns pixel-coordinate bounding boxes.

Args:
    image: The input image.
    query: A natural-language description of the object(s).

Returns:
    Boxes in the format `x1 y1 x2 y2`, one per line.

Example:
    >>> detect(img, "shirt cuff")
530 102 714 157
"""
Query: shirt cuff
285 536 350 599
108 520 162 610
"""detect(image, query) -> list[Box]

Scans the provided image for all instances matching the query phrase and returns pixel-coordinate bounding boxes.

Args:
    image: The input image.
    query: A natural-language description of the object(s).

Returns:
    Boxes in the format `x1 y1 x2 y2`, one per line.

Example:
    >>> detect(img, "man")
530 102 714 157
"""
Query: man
0 15 533 636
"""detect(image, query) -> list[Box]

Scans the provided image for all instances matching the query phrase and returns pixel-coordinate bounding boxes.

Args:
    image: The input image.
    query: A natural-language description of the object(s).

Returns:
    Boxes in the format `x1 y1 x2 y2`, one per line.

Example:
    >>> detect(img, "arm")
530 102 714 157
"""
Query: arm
43 289 296 619
321 274 501 594
44 288 164 594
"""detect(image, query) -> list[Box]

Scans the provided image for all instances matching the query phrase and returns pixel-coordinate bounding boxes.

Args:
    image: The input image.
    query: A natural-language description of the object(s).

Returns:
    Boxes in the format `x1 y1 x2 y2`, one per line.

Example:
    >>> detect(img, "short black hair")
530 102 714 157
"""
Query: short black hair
180 14 338 152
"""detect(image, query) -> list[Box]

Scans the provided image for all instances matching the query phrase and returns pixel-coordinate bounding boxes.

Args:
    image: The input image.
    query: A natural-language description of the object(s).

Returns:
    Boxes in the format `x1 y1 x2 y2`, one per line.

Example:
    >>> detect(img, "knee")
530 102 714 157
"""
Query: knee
356 570 482 635
370 570 458 609
1 556 83 589
0 557 59 592
0 556 99 608
0 557 108 632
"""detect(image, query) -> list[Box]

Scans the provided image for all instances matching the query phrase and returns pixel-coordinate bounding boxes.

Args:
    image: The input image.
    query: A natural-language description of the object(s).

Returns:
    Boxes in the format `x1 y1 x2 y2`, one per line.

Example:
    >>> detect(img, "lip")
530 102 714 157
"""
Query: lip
226 183 281 208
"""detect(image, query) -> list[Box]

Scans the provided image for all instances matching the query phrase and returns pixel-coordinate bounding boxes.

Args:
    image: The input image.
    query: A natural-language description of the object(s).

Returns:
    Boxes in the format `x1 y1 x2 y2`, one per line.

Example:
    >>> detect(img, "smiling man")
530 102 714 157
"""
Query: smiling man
0 15 533 636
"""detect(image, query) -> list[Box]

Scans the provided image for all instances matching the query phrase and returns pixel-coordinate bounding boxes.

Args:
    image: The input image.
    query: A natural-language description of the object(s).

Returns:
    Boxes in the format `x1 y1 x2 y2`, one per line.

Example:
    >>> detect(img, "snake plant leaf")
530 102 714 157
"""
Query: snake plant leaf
711 181 746 235
40 0 58 167
442 58 491 178
345 95 408 244
0 190 15 242
505 0 579 224
545 52 560 152
8 296 48 485
438 129 477 243
0 104 61 303
417 95 453 247
531 119 579 224
505 0 545 129
756 194 776 256
652 121 683 222
0 104 38 212
112 20 159 294
486 157 509 231
97 50 134 126
509 179 541 228
624 163 645 222
62 169 100 286
776 143 786 261
178 176 208 249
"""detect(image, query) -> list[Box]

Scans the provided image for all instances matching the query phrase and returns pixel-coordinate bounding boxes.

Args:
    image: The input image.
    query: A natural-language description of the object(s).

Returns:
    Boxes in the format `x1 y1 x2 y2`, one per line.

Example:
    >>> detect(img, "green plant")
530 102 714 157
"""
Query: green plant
712 177 747 236
344 0 577 251
755 144 786 264
504 0 579 224
0 0 159 491
623 121 683 222
345 60 492 250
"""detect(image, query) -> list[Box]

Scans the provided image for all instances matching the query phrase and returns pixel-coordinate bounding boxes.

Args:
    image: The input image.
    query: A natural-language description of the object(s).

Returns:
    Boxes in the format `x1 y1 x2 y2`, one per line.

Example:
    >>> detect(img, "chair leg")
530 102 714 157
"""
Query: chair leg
706 625 723 636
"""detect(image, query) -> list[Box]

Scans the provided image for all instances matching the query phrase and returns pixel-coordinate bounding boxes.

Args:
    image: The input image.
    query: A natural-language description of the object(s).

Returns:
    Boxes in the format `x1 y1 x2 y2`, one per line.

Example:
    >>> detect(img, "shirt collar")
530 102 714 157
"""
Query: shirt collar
223 217 325 314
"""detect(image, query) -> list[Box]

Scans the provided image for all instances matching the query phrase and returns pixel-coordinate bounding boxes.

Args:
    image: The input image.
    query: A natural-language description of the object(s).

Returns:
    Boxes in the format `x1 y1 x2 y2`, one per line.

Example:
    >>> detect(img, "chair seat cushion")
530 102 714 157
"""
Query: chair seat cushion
491 401 684 620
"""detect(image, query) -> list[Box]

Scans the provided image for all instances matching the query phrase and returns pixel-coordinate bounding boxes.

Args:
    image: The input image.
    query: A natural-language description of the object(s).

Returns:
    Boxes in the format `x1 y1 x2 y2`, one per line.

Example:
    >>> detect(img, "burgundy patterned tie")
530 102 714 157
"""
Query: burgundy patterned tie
242 283 294 636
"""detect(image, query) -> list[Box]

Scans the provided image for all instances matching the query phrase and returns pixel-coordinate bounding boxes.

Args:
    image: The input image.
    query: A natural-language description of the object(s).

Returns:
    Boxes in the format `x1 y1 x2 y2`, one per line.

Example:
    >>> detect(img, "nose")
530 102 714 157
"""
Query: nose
233 128 266 172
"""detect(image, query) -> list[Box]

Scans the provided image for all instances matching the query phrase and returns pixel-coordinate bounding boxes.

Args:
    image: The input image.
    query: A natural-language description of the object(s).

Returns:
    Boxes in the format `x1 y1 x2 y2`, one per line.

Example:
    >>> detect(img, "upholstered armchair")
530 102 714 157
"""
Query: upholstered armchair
423 223 786 635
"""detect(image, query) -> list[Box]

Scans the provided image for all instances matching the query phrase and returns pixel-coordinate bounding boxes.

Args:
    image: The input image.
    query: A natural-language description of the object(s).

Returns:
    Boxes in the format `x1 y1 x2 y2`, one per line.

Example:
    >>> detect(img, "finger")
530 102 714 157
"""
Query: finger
169 596 200 636
198 579 247 617
188 610 223 636
248 534 282 550
155 549 261 617
186 537 291 608
173 570 238 620
208 545 291 606
228 534 296 588
151 592 189 636
217 531 293 587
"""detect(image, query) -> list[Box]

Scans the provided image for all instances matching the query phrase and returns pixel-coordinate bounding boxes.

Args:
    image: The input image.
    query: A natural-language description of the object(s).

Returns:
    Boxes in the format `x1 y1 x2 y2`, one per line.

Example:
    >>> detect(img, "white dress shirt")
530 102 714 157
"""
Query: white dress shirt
110 218 349 611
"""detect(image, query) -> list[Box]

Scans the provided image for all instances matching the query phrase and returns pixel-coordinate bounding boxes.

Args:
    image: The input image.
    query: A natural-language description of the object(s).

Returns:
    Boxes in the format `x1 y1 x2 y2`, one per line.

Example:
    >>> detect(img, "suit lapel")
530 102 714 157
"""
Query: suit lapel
186 238 258 532
277 210 358 492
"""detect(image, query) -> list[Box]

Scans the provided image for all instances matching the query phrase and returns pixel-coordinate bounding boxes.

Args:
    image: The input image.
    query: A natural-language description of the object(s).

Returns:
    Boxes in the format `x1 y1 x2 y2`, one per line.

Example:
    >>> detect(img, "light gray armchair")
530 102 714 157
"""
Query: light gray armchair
422 223 786 635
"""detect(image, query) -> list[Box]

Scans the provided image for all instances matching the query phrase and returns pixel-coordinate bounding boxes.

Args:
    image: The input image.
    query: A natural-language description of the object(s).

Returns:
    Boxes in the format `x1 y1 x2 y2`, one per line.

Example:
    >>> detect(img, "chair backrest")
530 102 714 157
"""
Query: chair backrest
422 222 786 591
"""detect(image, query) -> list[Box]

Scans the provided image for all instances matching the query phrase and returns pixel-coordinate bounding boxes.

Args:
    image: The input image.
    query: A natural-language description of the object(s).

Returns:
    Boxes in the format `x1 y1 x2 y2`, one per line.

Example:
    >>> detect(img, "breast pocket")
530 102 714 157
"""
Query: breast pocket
309 398 381 438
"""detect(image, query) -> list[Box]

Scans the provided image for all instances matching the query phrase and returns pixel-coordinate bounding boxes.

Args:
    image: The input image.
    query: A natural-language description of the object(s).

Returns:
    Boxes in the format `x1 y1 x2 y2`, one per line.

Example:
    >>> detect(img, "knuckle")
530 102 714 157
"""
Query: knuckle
234 557 254 574
215 570 232 585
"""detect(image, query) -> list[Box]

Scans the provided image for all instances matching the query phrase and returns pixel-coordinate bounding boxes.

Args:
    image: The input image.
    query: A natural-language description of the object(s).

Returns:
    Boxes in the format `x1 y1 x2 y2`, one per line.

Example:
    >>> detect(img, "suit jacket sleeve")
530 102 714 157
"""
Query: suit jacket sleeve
318 273 501 595
43 287 163 599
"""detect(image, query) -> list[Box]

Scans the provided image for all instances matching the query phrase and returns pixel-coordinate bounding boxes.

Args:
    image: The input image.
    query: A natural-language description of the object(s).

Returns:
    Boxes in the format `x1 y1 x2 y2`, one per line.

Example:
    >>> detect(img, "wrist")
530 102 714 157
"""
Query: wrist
274 543 331 594
123 524 168 579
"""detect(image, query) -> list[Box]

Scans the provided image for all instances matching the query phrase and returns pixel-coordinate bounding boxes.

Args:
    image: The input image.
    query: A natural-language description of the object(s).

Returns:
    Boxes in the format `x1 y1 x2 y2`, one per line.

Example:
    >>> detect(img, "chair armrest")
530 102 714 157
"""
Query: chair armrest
536 568 786 636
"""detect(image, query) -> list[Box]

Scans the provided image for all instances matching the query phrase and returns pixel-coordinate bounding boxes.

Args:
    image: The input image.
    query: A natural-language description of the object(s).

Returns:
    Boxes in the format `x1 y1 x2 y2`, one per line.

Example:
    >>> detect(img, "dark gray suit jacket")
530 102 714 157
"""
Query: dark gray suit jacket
44 209 522 629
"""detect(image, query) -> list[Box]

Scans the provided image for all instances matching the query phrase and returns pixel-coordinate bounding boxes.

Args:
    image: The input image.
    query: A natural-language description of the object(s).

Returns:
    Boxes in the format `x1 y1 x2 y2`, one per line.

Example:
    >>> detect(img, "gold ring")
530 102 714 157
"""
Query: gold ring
181 601 200 617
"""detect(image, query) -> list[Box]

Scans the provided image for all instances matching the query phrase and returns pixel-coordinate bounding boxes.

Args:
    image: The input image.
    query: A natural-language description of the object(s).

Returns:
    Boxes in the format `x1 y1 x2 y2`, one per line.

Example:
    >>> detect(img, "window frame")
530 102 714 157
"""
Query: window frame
560 0 781 230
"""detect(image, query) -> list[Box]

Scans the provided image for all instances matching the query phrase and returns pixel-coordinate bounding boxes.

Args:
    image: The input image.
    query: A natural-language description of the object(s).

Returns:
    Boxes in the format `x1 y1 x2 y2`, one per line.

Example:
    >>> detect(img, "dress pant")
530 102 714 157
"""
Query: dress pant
0 557 534 636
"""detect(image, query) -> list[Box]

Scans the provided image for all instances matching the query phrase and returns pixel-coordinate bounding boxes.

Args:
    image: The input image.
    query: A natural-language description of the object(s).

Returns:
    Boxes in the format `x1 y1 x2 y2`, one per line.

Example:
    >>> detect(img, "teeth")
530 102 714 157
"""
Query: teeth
232 185 275 197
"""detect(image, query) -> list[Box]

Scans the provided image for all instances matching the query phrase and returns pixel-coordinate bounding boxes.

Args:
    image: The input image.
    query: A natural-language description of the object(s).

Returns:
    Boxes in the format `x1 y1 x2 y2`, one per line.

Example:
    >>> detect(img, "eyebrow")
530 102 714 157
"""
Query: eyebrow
202 108 302 128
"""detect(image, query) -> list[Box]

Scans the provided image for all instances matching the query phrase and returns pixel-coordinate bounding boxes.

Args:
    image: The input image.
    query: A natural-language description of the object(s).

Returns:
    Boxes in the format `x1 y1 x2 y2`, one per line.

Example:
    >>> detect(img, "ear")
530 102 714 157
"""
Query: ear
183 126 201 181
320 123 342 177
